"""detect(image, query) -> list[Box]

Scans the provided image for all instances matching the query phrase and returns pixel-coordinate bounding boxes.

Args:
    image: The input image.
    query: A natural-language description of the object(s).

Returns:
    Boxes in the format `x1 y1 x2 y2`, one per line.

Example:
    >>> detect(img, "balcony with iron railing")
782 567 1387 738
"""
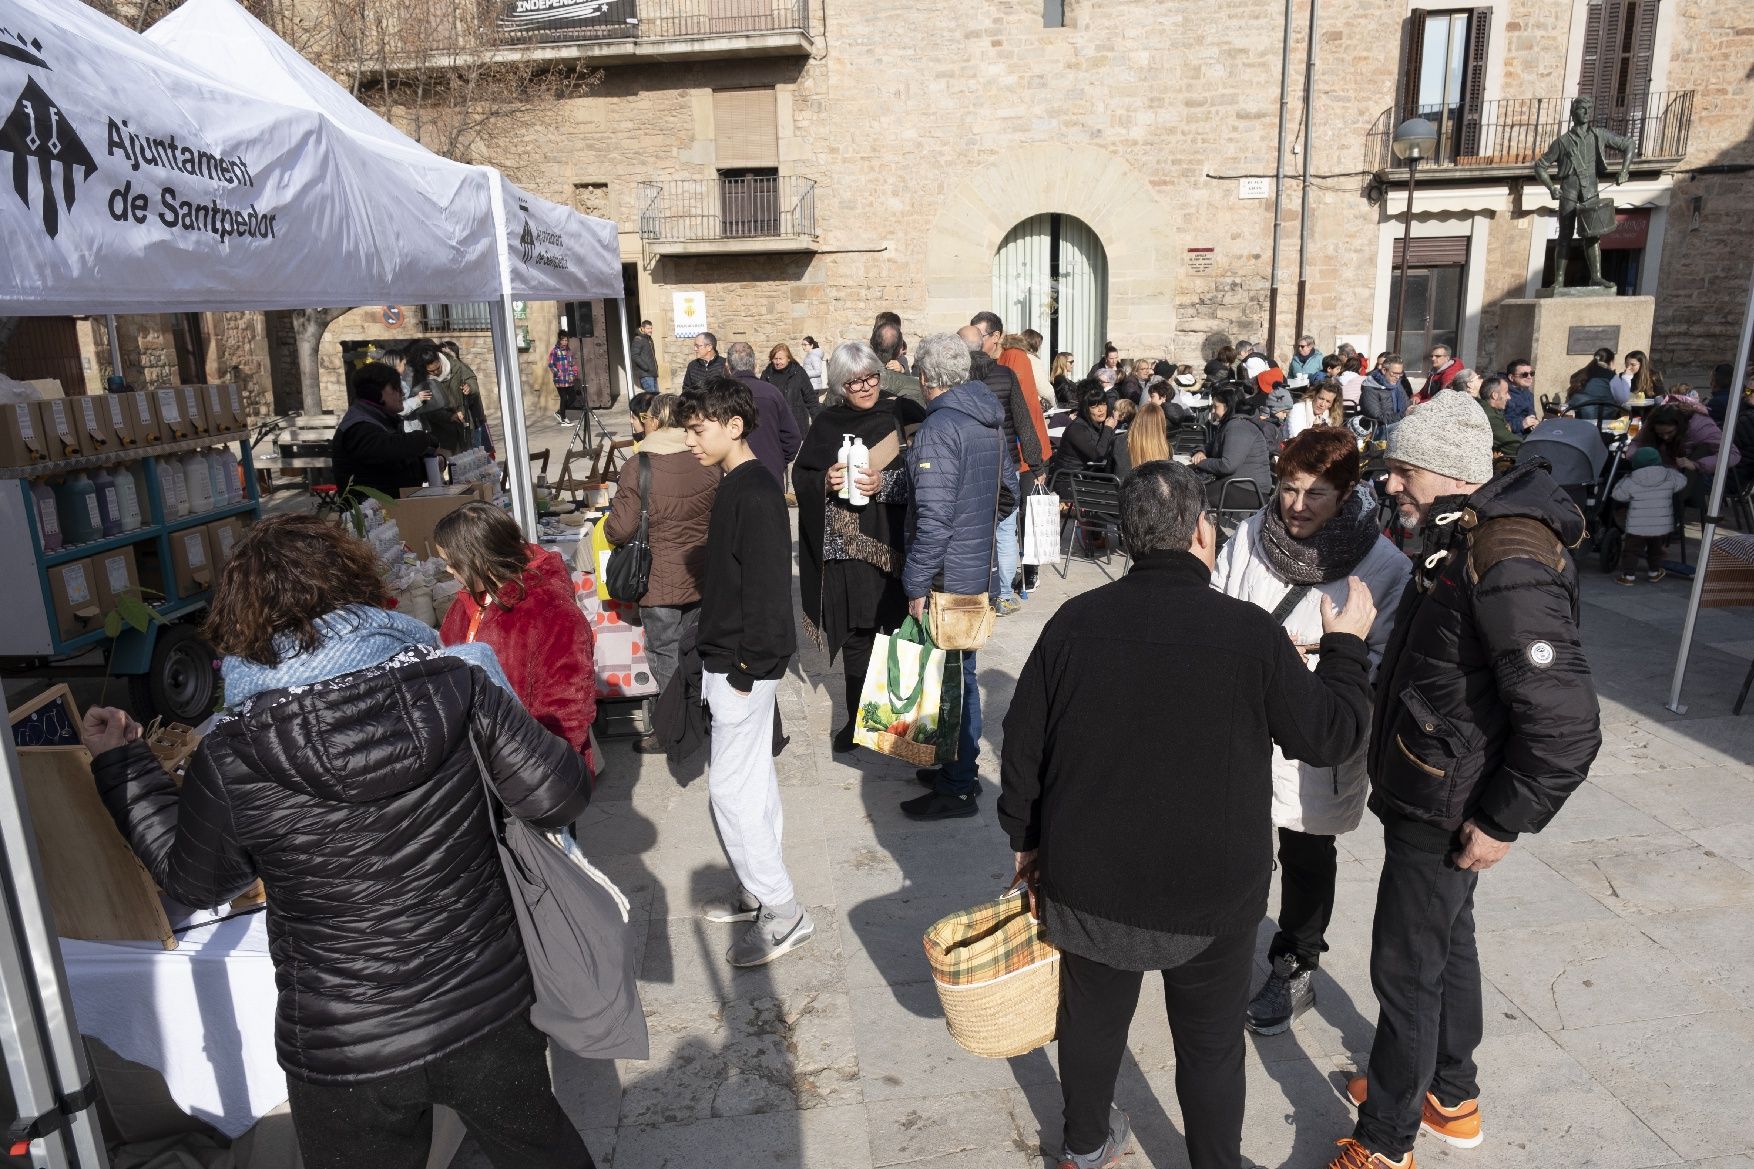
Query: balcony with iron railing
490 0 812 65
638 175 818 256
1369 90 1694 180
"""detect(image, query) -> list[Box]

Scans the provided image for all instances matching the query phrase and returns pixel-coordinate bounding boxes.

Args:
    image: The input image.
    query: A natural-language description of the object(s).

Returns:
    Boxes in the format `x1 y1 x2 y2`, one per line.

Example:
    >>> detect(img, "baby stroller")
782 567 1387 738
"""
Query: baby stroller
1515 417 1629 571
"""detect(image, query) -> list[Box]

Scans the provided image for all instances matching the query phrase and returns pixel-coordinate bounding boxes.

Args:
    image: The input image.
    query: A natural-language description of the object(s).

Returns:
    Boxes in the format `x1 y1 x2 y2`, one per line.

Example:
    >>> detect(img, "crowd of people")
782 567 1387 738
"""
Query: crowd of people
73 300 1754 1169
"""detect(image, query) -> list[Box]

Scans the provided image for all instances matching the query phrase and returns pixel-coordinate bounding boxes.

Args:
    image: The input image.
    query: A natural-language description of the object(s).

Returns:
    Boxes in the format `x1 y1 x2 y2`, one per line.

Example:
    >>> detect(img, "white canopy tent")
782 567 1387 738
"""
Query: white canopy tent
0 2 623 1159
0 0 630 534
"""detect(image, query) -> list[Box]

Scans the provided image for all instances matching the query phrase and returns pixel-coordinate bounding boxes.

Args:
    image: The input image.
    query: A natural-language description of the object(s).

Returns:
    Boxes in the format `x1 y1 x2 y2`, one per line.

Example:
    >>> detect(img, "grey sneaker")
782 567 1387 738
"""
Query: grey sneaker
727 907 815 967
702 887 761 923
1057 1105 1131 1169
1246 952 1316 1035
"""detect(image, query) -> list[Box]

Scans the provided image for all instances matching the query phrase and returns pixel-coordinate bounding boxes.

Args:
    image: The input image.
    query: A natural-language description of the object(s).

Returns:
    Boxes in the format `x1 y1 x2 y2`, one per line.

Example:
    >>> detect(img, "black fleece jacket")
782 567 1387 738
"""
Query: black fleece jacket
697 459 797 690
998 551 1373 935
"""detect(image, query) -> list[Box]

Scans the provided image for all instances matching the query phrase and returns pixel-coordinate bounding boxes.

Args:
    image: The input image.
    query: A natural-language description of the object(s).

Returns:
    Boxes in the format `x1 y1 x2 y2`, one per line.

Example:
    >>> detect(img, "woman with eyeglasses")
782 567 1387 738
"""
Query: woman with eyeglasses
793 341 923 753
1210 428 1409 1037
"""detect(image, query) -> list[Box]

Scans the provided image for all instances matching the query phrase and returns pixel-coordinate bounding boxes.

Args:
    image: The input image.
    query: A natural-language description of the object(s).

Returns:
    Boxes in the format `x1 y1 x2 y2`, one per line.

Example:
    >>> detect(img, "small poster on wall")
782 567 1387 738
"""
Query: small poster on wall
673 291 708 339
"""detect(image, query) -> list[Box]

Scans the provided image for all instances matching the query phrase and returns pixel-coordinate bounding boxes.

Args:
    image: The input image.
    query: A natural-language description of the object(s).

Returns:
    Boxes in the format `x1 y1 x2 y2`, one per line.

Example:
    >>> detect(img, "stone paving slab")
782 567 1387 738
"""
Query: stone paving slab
452 549 1754 1169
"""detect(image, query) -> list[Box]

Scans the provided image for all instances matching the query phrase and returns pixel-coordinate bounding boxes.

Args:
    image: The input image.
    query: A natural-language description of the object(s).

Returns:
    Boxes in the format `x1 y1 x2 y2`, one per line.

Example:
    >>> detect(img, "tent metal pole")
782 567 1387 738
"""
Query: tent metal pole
0 702 108 1168
614 297 635 409
104 317 123 385
1667 256 1754 713
491 298 537 538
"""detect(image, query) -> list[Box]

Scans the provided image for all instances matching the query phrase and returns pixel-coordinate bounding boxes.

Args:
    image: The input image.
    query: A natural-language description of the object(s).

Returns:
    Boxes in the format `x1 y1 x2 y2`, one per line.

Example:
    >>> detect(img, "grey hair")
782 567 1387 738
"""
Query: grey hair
1120 461 1205 555
826 340 883 399
725 341 757 373
915 333 972 391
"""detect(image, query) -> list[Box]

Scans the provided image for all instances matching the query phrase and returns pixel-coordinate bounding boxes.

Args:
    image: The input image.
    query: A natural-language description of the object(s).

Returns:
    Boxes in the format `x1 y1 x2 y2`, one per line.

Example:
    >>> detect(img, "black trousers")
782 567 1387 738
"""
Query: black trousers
1268 827 1338 969
1057 926 1254 1168
1354 815 1483 1159
286 1016 597 1169
841 626 878 726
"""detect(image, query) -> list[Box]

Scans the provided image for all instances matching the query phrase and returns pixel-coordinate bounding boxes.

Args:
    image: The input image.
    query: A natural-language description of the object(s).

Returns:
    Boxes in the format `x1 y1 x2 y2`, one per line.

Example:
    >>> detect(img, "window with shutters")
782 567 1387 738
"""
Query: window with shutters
713 89 780 237
1389 236 1468 373
1397 8 1493 164
1578 1 1659 121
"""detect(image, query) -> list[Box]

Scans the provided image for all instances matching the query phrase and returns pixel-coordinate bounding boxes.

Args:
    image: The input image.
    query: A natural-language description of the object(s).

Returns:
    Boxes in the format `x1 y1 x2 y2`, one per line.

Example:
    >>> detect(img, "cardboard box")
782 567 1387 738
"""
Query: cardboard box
26 378 63 399
35 398 84 460
47 559 104 641
0 400 50 468
227 384 247 430
207 516 248 566
170 527 215 597
179 386 211 438
153 388 190 443
102 393 137 448
72 396 117 457
126 392 160 445
91 545 141 612
388 485 475 559
204 384 239 435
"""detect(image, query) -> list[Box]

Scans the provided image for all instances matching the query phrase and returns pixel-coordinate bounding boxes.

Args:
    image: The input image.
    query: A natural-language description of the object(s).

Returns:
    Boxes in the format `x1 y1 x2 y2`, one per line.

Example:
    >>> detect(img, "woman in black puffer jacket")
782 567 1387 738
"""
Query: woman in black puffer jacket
82 515 596 1169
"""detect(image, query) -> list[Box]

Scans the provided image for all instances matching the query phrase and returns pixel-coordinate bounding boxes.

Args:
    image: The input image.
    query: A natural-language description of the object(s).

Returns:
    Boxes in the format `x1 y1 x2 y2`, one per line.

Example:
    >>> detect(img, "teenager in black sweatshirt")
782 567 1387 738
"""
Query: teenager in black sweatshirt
678 375 812 970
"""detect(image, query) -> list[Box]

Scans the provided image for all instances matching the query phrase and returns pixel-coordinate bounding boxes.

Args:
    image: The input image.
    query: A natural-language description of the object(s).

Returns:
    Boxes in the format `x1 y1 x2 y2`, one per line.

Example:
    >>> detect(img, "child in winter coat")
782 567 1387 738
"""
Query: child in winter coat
1610 445 1687 584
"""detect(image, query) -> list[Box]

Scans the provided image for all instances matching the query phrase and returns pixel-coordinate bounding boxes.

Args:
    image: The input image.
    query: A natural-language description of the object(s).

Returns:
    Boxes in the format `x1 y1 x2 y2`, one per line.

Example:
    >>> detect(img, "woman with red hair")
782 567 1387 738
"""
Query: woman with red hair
1211 428 1411 1037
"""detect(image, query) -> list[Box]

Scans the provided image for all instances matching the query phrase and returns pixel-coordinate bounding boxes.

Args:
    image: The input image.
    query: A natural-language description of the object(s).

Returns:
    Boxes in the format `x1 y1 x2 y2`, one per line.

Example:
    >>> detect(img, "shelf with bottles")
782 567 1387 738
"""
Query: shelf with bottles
24 444 250 562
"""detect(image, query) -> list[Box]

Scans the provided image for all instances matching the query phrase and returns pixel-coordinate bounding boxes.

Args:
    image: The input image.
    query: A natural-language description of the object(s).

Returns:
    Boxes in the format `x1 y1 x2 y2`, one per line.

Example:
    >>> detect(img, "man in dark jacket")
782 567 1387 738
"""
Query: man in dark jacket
1333 391 1601 1169
682 331 728 394
1360 354 1411 438
873 321 924 405
1705 361 1735 426
900 333 1017 821
632 319 660 393
332 362 438 497
1503 358 1537 436
726 341 802 486
964 317 1041 614
1000 461 1377 1169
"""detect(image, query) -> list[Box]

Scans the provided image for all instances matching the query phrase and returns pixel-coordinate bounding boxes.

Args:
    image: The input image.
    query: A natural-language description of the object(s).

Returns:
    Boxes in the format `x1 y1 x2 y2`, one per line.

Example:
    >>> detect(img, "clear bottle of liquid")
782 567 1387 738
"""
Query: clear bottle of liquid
181 452 214 515
113 463 143 531
205 450 228 509
56 472 103 546
90 467 123 538
216 448 242 504
157 459 188 520
31 481 62 552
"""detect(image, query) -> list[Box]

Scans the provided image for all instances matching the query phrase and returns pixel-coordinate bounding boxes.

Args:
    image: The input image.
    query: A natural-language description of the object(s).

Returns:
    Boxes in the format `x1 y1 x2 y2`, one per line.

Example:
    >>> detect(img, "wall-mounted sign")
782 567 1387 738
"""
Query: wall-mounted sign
1566 325 1621 356
673 291 708 339
497 0 635 36
1238 177 1271 200
381 305 403 328
512 300 529 320
1185 247 1215 274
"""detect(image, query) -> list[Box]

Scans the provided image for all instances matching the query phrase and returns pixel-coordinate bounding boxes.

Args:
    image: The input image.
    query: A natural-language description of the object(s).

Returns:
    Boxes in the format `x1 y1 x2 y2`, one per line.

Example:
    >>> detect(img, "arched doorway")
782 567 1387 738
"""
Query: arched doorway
991 214 1109 375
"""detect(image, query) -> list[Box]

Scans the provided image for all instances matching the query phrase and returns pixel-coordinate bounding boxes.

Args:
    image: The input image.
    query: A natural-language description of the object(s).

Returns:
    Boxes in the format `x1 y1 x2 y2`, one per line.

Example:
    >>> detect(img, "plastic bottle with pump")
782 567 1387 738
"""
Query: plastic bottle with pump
32 482 62 552
845 435 870 507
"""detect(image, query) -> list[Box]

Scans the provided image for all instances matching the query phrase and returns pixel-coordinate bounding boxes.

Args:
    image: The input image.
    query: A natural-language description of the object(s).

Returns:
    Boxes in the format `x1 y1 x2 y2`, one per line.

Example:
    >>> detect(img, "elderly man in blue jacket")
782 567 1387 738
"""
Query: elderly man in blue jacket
900 332 1017 821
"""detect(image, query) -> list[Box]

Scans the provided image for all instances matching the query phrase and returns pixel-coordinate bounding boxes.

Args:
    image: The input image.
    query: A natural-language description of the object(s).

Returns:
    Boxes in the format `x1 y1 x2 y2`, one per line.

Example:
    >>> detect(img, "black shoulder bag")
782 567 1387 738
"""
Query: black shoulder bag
604 454 652 602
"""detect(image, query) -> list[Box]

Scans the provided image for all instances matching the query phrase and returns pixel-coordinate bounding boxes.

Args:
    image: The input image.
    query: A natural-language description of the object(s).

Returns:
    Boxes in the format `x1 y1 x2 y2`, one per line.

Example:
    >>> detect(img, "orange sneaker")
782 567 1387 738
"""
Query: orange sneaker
1326 1137 1415 1169
1344 1075 1483 1150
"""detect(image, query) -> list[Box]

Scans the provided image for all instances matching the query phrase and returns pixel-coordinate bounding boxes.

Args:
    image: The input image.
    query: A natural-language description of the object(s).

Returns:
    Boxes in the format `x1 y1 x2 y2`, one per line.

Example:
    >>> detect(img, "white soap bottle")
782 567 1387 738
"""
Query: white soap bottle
846 436 870 507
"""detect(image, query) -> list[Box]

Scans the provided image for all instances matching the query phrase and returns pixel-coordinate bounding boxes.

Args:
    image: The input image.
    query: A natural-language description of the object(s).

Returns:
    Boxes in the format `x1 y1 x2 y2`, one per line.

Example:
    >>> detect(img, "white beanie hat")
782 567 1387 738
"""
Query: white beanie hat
1388 391 1496 484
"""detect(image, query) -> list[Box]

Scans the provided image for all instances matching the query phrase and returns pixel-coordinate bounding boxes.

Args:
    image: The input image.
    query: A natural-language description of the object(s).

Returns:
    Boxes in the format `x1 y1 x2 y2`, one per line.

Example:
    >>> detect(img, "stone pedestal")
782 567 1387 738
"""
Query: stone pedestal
1495 295 1655 407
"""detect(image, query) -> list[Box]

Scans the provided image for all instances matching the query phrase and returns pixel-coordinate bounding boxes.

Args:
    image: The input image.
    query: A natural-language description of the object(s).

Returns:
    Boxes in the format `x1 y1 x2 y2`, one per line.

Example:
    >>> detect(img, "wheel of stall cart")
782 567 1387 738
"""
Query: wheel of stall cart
1596 526 1624 574
128 622 218 724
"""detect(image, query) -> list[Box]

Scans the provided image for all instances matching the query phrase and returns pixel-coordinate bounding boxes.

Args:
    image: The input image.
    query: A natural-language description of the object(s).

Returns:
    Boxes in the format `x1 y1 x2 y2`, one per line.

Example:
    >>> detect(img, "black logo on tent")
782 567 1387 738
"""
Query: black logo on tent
520 218 536 264
1 78 96 239
0 29 48 69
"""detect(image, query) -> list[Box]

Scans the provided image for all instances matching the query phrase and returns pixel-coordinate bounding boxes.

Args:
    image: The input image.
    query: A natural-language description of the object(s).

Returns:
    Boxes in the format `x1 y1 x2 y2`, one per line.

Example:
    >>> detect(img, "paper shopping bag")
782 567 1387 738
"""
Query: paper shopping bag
1021 488 1060 566
853 618 962 767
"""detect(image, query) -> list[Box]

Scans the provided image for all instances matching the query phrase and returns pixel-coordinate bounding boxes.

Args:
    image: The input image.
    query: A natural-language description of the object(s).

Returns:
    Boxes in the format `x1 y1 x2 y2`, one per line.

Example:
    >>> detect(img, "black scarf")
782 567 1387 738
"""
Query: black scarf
795 399 909 649
1256 484 1383 585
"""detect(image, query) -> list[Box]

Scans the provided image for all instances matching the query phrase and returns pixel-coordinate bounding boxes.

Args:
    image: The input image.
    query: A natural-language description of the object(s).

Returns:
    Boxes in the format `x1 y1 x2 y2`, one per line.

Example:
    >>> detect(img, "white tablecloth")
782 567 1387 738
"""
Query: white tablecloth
61 912 285 1139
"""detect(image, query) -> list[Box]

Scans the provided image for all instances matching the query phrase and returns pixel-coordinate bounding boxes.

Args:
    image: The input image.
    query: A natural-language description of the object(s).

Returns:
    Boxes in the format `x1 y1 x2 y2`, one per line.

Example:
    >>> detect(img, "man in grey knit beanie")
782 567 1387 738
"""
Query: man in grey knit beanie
1384 391 1496 529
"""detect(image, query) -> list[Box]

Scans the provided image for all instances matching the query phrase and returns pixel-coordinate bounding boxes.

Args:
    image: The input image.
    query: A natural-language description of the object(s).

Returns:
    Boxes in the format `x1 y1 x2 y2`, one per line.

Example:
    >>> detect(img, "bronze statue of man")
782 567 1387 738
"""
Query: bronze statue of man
1534 95 1633 290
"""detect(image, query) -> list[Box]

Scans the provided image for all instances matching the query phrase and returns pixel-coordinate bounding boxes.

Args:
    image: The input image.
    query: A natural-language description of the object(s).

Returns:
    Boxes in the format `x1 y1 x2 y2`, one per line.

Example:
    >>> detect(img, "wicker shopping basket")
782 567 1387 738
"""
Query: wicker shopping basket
922 888 1060 1058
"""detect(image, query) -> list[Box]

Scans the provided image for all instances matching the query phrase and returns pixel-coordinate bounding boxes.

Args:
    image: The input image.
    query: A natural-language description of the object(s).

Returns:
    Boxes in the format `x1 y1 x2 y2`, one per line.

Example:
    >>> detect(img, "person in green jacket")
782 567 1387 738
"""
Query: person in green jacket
1481 374 1522 460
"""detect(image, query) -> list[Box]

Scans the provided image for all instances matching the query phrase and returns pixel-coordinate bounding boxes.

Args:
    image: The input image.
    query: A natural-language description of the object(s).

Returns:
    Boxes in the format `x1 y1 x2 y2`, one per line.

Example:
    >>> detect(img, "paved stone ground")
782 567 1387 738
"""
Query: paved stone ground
458 530 1754 1169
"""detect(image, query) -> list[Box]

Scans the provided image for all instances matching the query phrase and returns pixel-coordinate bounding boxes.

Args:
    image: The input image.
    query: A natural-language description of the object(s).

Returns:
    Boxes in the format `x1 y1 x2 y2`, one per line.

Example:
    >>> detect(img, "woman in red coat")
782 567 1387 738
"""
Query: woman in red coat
437 503 596 772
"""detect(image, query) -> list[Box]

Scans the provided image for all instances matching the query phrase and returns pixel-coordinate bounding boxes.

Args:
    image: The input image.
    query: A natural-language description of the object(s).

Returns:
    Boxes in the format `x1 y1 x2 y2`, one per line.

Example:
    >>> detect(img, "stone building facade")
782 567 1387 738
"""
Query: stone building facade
16 0 1749 428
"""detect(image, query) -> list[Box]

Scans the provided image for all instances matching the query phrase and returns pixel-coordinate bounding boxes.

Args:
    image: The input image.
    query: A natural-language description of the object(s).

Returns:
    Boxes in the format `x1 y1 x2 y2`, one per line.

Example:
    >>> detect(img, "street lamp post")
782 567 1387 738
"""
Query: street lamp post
1390 117 1438 359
